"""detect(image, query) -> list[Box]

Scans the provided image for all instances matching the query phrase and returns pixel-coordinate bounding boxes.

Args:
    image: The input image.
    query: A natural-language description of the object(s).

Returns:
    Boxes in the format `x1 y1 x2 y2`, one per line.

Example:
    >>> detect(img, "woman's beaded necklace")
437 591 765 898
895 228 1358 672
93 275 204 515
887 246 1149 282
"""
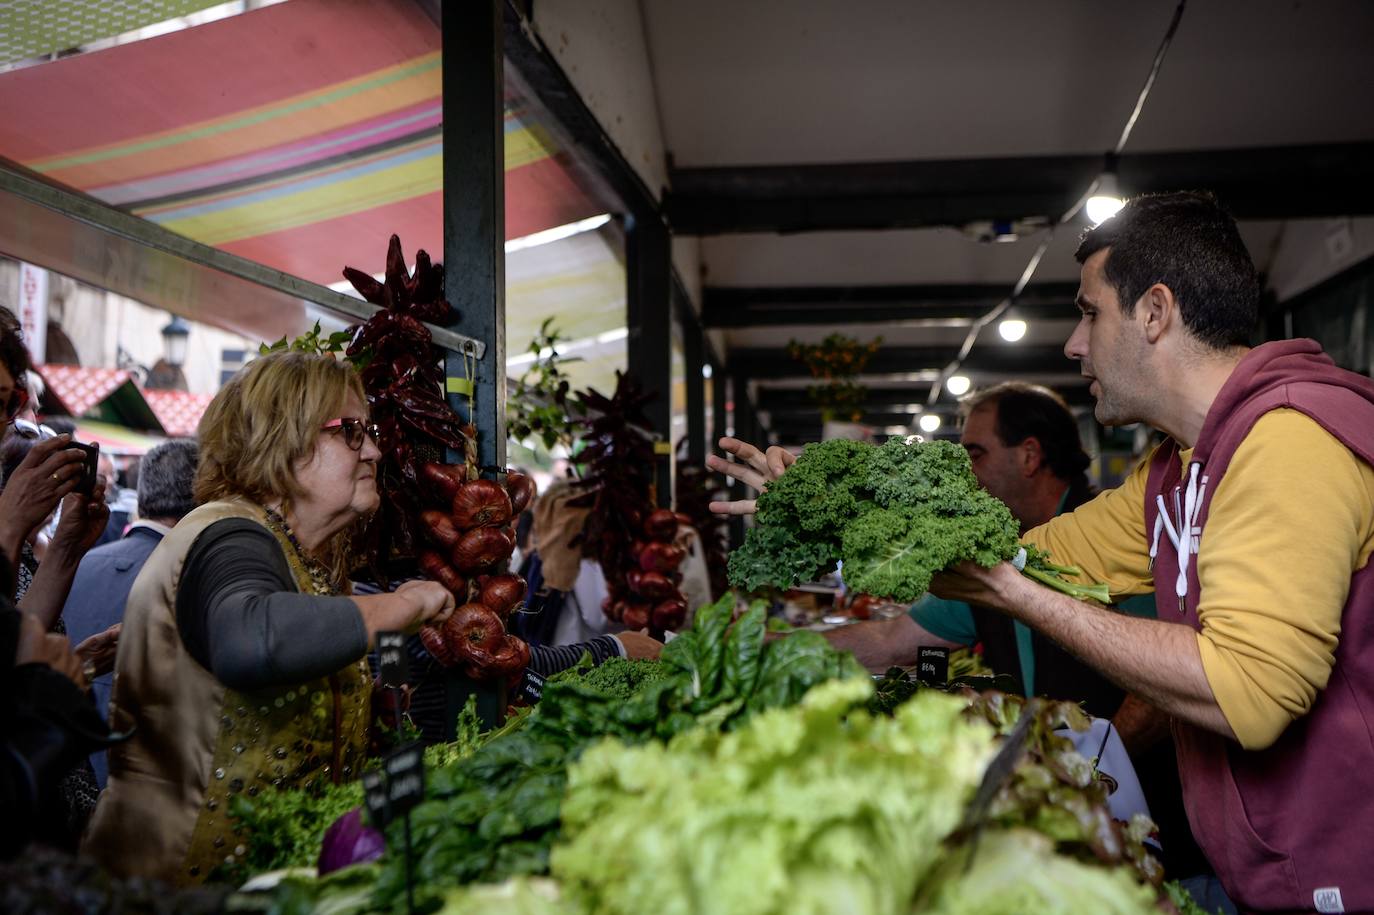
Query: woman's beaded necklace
263 506 335 596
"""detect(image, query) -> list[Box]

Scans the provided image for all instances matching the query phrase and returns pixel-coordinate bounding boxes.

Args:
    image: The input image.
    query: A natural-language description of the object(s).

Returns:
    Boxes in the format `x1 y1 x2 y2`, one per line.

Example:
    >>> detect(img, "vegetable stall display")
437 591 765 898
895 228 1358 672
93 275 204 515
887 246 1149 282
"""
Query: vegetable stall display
728 437 1111 604
220 593 1221 915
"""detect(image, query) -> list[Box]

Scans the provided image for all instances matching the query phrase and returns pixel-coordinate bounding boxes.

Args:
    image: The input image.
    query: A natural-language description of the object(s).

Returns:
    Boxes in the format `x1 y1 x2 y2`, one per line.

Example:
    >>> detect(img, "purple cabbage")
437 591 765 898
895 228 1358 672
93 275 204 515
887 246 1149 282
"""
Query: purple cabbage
317 807 385 875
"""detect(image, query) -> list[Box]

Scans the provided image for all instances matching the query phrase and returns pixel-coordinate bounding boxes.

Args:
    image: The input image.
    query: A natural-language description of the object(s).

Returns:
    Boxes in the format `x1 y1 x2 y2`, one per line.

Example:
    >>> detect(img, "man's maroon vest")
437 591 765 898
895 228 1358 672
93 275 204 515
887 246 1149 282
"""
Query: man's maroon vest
1144 340 1374 913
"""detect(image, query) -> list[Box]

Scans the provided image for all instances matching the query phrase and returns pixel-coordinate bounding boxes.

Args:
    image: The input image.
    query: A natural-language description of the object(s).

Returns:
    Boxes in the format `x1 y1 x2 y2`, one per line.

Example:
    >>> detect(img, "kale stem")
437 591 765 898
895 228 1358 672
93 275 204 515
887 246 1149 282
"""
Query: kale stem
1020 565 1111 604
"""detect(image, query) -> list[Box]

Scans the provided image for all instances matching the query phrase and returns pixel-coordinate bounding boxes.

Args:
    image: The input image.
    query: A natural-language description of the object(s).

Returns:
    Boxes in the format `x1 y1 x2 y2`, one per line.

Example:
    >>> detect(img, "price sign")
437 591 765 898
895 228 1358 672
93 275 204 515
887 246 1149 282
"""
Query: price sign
917 646 949 686
362 741 426 829
516 668 546 705
377 631 409 688
384 742 425 814
362 768 391 828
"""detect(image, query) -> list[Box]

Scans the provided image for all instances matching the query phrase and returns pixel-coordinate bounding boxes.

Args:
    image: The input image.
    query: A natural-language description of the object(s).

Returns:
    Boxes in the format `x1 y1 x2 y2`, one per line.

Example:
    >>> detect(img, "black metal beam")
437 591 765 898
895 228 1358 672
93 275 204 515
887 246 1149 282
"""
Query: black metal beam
730 344 1073 379
502 1 659 222
443 0 505 471
701 282 1079 327
627 214 674 505
666 142 1374 234
681 299 707 464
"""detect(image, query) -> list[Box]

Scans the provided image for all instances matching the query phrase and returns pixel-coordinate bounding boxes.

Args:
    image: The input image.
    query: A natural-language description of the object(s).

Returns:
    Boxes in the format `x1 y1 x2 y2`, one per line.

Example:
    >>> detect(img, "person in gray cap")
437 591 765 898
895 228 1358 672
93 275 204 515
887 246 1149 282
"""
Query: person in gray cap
62 439 199 786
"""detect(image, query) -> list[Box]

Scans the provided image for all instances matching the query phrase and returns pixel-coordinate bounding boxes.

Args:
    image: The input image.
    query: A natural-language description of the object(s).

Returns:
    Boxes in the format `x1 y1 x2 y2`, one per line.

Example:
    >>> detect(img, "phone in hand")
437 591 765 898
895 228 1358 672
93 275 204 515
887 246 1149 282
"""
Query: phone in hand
71 440 100 497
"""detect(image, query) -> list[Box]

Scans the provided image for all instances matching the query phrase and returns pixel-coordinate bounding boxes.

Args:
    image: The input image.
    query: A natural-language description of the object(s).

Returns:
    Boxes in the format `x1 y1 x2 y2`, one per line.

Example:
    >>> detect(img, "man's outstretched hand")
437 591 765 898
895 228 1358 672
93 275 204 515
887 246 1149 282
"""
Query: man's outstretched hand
706 436 797 517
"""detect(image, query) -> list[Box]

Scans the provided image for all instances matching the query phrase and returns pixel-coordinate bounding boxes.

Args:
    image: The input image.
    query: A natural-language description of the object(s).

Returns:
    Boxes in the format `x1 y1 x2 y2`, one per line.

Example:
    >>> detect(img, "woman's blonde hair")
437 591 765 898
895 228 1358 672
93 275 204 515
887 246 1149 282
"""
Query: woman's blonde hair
195 351 369 587
195 350 367 508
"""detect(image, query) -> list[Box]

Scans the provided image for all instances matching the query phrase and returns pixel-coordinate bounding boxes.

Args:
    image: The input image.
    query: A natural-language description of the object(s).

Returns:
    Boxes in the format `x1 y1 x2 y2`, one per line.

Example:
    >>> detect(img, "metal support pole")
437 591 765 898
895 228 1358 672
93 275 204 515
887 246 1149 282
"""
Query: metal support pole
682 308 706 465
442 0 505 472
626 213 673 506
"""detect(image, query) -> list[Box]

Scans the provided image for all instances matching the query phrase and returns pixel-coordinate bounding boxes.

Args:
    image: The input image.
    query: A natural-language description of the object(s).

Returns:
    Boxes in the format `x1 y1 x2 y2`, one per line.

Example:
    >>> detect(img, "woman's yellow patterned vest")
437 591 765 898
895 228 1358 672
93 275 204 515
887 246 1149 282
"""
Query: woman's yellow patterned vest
83 500 371 884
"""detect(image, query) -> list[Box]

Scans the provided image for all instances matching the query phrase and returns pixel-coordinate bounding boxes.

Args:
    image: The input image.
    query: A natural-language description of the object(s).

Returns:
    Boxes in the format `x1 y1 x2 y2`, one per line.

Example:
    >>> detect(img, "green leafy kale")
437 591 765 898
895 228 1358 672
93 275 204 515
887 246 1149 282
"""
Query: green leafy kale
729 437 1109 604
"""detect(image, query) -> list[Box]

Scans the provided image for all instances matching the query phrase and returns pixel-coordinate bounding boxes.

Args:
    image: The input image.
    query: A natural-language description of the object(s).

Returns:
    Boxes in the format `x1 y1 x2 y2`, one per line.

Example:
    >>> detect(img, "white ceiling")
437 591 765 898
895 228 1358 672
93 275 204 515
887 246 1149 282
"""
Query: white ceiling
643 0 1374 167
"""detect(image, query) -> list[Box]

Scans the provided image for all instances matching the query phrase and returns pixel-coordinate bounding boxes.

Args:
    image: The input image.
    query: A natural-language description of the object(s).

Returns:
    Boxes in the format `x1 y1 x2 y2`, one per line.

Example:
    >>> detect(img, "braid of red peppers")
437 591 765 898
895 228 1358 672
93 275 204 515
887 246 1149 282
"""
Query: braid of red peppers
568 373 690 638
342 235 532 686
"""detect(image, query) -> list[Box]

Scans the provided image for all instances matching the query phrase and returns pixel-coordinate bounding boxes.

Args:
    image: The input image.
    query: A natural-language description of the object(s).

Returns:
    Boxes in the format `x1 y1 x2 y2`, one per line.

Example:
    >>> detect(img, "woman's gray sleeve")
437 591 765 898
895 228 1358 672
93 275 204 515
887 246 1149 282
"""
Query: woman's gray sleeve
175 519 368 691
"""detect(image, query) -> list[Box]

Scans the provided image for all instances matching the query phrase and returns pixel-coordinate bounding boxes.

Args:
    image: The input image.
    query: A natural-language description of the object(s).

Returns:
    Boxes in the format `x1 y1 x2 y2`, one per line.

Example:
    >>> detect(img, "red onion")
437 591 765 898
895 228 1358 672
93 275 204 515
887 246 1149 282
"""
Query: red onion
419 462 467 502
443 603 506 657
419 624 456 666
451 479 513 530
639 541 685 573
622 602 651 631
651 597 687 631
418 549 466 597
643 508 679 542
420 510 461 549
504 471 536 516
451 526 515 572
478 573 527 618
632 570 675 601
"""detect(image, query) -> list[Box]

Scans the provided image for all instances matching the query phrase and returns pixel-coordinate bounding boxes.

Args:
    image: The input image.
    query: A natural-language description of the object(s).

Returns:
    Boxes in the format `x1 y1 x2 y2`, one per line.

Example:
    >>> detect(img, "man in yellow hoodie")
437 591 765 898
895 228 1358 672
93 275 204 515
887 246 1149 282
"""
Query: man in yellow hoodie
711 192 1374 914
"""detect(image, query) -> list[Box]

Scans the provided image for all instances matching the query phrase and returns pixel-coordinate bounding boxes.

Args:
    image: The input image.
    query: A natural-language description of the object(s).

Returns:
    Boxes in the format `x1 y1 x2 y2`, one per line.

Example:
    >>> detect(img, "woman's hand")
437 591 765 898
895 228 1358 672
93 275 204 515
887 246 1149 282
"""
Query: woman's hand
48 483 110 560
706 436 797 517
615 628 664 660
74 622 121 679
0 435 86 557
395 579 457 627
14 610 85 687
356 581 457 648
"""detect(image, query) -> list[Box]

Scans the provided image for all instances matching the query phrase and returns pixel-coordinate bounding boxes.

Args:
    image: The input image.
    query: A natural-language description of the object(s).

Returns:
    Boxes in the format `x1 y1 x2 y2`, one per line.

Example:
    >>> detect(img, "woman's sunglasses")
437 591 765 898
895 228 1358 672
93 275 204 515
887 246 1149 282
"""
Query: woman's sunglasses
321 417 380 451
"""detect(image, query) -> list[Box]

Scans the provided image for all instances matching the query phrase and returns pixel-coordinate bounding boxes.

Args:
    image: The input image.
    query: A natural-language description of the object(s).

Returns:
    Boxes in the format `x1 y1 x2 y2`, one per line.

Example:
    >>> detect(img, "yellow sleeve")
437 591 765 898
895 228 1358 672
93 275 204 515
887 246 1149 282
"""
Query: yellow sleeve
1193 409 1374 750
1022 449 1156 599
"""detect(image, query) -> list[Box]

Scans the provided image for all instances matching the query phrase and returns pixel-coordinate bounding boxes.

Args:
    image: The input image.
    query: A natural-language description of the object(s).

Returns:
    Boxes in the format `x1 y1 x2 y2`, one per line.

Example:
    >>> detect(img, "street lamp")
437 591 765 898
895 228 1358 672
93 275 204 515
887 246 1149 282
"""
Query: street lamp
161 315 190 368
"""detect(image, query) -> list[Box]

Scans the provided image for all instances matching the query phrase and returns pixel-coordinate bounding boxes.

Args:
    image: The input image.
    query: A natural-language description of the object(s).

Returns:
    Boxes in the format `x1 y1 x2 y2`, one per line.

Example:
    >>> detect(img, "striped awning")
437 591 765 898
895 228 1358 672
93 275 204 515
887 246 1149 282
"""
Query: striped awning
0 0 603 288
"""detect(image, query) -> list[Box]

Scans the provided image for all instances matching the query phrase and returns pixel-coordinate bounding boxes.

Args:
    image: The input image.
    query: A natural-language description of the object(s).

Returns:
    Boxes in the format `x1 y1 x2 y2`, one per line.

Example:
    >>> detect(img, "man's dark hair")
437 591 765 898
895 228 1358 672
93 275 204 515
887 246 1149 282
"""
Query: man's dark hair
1075 191 1259 349
961 382 1091 481
137 439 199 521
0 306 31 388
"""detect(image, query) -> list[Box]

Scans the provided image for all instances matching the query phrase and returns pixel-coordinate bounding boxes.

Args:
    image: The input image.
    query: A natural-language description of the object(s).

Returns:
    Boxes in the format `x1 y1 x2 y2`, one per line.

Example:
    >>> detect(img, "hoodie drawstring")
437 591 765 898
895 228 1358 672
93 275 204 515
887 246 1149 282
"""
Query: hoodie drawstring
1154 461 1205 610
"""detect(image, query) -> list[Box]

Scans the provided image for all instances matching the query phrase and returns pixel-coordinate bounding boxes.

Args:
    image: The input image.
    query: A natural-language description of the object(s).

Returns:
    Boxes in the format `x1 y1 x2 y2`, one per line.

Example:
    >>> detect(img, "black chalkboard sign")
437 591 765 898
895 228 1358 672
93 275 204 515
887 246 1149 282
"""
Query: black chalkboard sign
917 646 950 686
516 668 546 705
383 742 425 814
363 741 425 829
377 631 409 688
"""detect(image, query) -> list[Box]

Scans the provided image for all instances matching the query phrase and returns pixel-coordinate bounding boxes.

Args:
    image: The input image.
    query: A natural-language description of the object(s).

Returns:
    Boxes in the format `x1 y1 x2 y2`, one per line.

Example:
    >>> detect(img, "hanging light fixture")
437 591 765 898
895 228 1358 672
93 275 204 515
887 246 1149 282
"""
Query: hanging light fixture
1086 160 1125 226
945 374 971 397
919 414 942 433
998 318 1028 342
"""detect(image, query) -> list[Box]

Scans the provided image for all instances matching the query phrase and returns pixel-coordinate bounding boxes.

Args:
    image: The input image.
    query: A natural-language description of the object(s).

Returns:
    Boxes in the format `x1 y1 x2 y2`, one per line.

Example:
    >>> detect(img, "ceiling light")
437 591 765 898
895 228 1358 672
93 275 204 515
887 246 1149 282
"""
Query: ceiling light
998 318 1028 342
919 414 942 433
1086 173 1125 226
945 374 971 397
702 364 713 379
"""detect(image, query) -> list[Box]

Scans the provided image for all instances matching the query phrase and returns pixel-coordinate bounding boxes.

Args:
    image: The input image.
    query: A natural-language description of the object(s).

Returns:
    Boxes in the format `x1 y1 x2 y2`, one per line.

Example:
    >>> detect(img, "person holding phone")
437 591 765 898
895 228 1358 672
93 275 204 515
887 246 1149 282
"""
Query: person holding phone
0 305 117 848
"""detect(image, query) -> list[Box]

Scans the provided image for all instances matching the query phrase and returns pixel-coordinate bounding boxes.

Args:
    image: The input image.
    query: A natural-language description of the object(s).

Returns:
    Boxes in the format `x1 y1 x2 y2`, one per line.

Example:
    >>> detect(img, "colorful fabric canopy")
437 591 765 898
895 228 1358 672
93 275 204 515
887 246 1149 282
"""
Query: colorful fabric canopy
0 0 603 288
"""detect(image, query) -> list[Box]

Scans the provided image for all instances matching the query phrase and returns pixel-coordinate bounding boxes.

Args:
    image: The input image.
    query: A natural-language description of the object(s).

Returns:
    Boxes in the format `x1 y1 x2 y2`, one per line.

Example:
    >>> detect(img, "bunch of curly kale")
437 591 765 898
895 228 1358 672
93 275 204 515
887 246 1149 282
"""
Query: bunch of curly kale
727 437 1109 604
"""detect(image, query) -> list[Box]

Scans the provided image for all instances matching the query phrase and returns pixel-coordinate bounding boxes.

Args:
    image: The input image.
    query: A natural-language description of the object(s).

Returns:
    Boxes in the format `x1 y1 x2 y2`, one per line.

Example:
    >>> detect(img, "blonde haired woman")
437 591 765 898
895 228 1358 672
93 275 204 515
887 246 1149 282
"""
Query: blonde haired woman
84 352 454 882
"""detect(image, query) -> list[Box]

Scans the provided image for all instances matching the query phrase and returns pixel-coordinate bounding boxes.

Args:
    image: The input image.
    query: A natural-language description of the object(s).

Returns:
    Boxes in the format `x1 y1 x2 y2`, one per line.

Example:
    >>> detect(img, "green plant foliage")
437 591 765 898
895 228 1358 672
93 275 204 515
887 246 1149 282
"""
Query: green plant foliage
507 318 582 455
